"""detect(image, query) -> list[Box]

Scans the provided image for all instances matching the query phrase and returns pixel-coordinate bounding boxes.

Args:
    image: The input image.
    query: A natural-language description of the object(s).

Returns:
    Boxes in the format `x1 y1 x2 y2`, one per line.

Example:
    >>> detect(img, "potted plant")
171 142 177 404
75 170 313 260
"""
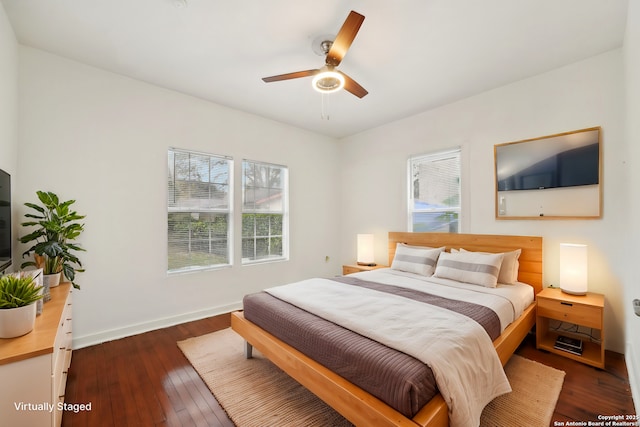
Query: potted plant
0 275 43 338
19 191 86 290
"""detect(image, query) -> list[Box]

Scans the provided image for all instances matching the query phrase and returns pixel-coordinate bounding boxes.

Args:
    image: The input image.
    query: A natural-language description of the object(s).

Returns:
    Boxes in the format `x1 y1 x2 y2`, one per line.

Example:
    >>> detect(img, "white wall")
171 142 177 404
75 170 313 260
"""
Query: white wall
623 0 640 413
17 47 342 348
0 3 18 268
339 50 627 353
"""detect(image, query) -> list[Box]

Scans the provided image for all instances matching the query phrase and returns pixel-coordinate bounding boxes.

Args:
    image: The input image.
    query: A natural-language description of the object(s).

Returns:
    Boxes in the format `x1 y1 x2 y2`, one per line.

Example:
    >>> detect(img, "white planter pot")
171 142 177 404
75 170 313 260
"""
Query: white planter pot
43 272 62 288
0 303 38 338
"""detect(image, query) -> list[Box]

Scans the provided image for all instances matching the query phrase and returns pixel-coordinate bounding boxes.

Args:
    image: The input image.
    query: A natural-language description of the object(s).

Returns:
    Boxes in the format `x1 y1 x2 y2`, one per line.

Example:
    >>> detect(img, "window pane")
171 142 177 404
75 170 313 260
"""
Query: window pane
257 188 271 211
270 236 283 256
242 237 254 259
255 214 269 236
211 183 229 209
168 150 176 205
174 151 190 181
269 167 283 189
191 154 210 182
412 155 460 209
242 162 254 188
243 186 256 210
270 214 283 236
409 149 461 233
242 214 255 237
255 238 269 258
412 211 459 233
241 160 288 263
168 212 229 270
168 148 232 272
210 159 228 184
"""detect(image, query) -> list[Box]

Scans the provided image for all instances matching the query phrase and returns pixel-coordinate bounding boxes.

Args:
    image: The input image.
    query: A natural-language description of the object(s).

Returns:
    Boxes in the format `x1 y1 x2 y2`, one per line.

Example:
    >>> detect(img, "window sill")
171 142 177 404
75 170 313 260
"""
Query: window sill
241 257 289 266
167 263 232 276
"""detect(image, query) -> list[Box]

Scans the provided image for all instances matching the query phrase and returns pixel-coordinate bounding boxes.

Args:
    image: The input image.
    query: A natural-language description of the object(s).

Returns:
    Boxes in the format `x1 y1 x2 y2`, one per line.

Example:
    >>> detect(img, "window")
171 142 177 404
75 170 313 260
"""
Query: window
167 148 232 273
409 148 461 233
242 160 288 263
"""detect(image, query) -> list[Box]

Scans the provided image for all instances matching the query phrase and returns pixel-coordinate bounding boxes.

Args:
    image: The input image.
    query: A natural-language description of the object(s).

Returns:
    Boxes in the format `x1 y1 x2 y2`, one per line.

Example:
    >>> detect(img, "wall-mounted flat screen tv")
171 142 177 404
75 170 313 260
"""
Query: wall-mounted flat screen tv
0 169 11 272
495 128 600 191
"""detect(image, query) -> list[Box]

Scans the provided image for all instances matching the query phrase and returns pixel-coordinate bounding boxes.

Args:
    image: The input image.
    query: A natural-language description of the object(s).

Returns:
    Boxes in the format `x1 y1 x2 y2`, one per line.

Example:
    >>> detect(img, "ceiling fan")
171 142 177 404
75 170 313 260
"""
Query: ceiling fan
262 10 368 98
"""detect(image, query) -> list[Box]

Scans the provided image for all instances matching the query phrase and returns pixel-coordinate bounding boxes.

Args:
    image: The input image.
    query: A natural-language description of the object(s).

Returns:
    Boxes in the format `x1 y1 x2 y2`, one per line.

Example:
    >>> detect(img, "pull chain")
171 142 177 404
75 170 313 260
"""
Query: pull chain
321 93 330 120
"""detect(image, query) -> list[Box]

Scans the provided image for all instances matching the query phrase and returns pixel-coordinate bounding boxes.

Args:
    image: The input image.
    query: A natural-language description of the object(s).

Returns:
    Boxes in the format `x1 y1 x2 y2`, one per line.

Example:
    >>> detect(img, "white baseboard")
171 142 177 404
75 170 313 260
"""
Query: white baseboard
625 341 640 417
72 301 242 349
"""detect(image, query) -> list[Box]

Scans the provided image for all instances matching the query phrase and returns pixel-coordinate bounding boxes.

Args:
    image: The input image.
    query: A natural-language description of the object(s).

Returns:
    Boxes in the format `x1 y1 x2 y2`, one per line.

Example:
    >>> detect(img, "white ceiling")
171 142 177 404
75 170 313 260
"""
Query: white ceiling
1 0 629 138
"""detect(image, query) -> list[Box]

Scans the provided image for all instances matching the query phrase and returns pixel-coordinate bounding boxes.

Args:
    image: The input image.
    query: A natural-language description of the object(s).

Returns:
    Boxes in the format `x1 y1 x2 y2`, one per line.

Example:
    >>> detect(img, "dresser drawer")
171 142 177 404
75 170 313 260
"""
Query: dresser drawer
52 290 72 413
51 294 72 371
537 296 602 328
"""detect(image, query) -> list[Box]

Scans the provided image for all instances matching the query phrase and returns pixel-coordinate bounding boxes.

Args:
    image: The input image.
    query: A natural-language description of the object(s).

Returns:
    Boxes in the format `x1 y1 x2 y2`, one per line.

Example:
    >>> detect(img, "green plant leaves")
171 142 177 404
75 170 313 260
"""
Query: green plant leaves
19 191 86 289
23 202 45 214
36 190 58 207
19 229 45 244
0 275 43 309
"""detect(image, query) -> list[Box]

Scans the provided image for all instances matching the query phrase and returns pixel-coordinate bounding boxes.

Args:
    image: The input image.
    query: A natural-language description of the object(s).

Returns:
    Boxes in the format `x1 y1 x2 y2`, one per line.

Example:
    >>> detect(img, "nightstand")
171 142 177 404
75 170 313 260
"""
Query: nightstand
536 287 605 368
342 264 387 275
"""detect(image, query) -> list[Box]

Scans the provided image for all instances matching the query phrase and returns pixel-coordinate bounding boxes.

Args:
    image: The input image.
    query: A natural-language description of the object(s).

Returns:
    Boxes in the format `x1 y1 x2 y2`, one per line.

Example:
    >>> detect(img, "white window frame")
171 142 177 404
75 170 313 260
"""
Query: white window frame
241 159 289 265
408 147 462 233
167 148 233 274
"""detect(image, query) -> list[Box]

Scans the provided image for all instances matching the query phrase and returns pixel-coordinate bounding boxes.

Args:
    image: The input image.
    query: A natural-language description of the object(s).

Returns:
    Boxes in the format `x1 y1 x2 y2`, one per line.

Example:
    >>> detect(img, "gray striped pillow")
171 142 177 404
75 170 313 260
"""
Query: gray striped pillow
390 243 444 276
434 251 504 288
458 248 521 284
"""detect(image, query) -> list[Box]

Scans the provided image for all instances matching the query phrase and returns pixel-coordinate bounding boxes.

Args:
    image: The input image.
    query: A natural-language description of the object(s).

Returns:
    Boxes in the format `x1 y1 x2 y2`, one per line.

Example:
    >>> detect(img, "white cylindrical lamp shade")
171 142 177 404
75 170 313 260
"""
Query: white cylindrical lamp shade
357 234 375 266
559 243 588 295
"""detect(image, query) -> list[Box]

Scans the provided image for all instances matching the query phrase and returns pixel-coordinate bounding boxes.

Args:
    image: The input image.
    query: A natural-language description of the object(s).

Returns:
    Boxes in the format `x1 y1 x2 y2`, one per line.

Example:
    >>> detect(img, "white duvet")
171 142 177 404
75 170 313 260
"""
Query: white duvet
265 269 534 427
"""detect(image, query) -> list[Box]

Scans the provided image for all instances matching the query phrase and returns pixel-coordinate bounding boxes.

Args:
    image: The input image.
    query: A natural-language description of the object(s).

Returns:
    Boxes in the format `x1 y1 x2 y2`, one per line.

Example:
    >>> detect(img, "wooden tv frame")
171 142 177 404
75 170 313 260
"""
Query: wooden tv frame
231 232 543 427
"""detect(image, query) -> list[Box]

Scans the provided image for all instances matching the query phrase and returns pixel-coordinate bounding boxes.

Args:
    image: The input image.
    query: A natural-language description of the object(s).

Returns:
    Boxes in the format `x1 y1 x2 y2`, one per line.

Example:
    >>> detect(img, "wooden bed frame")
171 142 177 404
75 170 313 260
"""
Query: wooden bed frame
231 232 543 427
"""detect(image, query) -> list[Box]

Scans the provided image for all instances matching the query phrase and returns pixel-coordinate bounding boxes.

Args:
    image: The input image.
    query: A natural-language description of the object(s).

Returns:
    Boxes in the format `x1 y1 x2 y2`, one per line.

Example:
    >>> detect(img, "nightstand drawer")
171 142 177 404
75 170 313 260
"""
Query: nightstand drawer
537 297 602 329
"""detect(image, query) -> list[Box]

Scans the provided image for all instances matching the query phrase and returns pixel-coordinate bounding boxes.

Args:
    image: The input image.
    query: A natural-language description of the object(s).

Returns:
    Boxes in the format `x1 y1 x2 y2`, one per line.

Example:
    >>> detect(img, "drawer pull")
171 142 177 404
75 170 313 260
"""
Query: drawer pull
561 302 573 307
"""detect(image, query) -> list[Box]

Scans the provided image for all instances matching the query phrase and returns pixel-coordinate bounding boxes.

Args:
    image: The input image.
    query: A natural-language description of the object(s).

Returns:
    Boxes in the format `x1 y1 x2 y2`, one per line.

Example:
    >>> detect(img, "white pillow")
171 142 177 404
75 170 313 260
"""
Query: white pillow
434 251 504 288
391 243 444 276
459 248 521 284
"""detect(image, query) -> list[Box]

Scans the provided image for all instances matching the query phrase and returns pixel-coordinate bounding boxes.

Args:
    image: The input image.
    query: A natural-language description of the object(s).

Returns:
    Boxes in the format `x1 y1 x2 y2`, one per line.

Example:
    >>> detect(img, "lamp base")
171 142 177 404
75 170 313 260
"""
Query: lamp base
560 287 587 296
357 262 377 267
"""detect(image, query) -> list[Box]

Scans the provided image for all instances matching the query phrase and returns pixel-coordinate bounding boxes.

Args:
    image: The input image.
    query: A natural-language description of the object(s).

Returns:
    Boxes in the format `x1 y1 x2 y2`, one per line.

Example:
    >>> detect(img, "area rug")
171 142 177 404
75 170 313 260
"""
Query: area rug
178 328 565 427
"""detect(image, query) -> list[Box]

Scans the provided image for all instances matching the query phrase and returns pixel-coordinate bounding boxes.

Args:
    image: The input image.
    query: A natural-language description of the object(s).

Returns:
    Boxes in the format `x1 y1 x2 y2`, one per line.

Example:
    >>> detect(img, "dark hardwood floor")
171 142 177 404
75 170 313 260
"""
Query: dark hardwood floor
517 333 635 424
62 314 635 427
62 314 233 427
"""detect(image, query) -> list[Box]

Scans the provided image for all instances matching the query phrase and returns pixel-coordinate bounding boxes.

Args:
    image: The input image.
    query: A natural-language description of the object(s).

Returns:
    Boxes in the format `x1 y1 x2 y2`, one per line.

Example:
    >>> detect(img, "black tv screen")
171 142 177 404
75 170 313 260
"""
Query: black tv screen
496 128 600 192
0 169 11 272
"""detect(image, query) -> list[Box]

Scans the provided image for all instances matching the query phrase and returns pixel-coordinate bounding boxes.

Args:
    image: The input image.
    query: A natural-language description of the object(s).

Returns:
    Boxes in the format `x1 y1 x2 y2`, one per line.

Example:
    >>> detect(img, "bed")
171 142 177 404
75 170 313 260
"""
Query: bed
231 232 543 427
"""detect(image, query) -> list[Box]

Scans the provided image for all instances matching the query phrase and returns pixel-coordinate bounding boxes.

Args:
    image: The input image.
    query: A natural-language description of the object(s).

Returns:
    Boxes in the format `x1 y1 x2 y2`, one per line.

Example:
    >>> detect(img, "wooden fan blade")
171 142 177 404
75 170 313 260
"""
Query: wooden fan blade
326 11 365 67
339 71 368 98
262 69 319 83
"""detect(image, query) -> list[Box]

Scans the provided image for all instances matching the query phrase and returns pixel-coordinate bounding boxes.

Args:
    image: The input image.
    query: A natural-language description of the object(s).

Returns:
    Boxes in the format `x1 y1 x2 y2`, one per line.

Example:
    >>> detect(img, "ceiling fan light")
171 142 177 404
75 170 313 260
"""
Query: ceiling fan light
312 70 345 93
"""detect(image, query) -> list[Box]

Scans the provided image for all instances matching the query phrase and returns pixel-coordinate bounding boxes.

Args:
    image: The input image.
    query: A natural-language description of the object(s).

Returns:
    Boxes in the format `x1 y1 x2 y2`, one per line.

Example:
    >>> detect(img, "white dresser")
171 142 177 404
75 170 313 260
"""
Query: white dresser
0 283 73 427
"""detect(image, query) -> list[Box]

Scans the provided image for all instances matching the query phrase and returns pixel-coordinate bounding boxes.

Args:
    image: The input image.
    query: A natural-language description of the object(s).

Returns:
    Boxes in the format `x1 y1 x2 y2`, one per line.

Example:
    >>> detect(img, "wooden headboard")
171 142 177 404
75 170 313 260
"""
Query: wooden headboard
388 232 543 294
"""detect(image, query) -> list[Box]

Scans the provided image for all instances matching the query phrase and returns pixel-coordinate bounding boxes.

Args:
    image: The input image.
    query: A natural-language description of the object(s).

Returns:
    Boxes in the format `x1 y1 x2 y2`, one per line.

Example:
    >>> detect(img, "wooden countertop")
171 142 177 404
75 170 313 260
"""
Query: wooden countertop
0 283 71 365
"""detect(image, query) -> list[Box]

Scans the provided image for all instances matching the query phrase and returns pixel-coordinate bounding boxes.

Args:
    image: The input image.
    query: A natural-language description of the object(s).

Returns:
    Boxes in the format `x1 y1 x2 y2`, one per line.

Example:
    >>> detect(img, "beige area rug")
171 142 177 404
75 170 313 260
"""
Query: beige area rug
178 328 565 427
